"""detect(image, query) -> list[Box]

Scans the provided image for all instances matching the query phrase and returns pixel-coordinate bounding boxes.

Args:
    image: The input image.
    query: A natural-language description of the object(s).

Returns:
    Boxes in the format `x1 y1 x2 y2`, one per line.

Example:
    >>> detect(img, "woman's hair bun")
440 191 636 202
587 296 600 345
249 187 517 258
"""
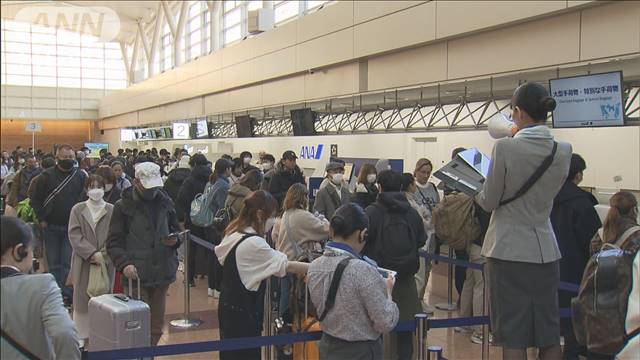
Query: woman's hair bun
540 96 557 112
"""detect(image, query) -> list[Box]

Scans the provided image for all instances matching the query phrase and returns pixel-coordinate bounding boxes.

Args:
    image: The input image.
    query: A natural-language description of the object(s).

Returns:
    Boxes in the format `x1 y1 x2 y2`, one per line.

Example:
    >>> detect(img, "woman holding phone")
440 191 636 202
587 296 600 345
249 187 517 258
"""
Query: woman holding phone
476 82 572 360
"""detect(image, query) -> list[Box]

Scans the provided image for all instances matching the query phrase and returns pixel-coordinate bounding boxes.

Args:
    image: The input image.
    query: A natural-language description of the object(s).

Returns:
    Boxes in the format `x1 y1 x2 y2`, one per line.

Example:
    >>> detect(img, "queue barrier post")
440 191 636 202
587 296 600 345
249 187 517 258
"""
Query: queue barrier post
436 247 458 311
427 346 444 360
415 313 428 360
170 230 204 329
481 263 490 360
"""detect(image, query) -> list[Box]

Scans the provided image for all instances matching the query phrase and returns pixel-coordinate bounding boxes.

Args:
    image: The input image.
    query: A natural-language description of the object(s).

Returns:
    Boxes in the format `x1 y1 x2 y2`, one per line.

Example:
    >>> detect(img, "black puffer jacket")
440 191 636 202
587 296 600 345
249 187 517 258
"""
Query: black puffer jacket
106 186 181 288
164 167 191 221
176 165 212 226
267 162 305 206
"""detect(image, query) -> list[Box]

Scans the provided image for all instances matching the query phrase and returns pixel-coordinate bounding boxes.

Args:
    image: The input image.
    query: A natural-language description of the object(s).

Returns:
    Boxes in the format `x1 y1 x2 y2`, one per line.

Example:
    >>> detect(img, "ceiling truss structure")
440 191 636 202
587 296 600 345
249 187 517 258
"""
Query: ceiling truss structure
202 86 639 138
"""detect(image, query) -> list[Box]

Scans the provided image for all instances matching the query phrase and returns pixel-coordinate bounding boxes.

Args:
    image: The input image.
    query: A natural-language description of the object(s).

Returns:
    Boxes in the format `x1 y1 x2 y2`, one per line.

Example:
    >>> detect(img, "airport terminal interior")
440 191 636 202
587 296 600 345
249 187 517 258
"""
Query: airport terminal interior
1 1 639 359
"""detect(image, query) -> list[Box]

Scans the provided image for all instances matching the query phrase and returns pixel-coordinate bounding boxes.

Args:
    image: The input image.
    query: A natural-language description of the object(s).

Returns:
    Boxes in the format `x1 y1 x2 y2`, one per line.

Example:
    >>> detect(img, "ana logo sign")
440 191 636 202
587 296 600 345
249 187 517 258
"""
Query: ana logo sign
16 6 120 41
299 145 324 160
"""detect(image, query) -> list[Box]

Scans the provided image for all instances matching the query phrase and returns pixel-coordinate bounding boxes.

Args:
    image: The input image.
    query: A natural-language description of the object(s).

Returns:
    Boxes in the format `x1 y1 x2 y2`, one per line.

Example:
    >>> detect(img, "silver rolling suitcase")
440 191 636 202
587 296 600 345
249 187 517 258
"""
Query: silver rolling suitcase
89 278 150 352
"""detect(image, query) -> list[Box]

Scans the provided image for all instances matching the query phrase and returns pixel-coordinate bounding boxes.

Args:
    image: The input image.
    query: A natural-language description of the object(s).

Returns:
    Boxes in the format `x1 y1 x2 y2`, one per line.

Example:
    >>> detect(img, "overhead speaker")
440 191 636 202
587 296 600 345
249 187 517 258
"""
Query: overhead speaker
235 115 256 138
488 113 518 139
290 108 317 136
100 129 104 135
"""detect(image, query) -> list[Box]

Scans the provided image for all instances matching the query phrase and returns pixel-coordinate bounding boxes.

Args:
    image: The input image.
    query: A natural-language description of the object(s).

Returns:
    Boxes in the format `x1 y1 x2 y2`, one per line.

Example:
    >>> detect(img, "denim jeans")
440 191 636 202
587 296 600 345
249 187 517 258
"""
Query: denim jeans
43 224 73 299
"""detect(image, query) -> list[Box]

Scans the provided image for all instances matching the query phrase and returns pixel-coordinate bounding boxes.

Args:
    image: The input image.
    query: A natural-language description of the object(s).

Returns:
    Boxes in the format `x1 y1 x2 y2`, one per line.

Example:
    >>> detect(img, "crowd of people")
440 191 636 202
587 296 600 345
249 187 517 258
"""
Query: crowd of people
0 82 638 360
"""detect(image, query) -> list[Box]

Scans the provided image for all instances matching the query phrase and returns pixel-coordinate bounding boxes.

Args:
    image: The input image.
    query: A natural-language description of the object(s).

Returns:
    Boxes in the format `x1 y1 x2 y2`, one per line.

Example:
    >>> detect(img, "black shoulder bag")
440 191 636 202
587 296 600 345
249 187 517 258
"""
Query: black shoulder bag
499 141 558 206
318 257 352 321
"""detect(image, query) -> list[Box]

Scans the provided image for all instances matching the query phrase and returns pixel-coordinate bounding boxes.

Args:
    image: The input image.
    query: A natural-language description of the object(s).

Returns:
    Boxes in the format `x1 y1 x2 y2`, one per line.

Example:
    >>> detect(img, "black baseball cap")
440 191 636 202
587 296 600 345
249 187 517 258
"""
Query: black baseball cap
282 150 297 160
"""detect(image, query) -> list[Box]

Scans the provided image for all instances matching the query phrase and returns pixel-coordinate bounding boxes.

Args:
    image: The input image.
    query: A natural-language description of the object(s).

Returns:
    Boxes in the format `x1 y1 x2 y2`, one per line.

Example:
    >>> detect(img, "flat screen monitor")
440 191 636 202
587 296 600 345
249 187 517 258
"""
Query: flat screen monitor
457 148 491 178
173 122 190 139
549 71 624 128
163 127 172 138
84 143 108 159
120 129 135 142
195 119 209 138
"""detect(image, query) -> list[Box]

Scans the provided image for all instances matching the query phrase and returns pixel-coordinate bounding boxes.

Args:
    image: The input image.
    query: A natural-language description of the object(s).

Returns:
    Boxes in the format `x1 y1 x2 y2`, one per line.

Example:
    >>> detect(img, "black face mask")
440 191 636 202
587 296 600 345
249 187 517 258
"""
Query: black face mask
140 188 158 201
58 159 75 171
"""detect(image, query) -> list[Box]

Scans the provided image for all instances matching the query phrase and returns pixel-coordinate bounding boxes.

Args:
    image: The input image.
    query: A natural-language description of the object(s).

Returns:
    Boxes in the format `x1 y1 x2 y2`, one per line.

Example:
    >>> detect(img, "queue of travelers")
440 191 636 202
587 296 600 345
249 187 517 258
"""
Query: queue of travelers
1 81 639 360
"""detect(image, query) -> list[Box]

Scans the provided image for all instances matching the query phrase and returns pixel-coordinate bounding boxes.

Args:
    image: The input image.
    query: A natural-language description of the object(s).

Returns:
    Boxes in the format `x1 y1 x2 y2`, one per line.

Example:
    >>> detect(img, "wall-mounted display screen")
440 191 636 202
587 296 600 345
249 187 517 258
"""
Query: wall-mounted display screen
120 129 135 142
84 143 108 159
549 71 624 128
195 119 209 138
173 122 190 139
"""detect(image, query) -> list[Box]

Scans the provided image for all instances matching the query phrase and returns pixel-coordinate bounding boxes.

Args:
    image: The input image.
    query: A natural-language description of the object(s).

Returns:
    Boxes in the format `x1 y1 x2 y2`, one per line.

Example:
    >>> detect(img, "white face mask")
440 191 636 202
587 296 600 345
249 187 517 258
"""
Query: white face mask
387 165 392 170
104 184 113 192
18 159 25 164
243 157 251 165
87 188 104 201
265 217 277 232
121 173 127 179
367 174 376 184
331 173 344 185
262 162 273 171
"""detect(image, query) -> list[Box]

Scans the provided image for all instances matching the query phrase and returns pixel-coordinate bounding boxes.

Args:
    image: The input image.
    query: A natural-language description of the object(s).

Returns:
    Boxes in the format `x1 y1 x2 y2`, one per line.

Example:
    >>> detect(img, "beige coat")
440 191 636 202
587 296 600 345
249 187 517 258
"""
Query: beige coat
68 201 115 313
273 208 330 260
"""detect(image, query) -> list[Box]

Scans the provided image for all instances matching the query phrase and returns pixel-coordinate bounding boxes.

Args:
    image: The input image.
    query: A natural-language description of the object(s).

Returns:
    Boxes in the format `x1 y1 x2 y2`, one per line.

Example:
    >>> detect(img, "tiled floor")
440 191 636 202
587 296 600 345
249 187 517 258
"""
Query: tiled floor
148 260 542 360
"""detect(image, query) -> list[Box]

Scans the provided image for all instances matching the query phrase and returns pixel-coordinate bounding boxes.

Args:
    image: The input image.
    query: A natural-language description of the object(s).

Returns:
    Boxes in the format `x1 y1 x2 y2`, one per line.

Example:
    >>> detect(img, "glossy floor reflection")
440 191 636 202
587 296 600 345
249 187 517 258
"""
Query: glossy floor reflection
154 261 538 359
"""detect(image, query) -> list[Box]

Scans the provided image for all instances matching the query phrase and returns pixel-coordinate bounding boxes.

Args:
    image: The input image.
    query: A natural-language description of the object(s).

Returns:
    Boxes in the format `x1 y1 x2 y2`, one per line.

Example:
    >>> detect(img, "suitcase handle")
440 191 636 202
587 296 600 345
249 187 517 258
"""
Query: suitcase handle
114 294 129 302
128 277 141 300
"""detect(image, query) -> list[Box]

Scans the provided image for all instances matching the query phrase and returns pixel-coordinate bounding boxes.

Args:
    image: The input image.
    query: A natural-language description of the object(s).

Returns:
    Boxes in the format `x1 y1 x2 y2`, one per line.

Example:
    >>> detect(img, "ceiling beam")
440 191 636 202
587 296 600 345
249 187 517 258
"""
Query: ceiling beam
148 2 163 76
173 1 188 66
119 41 132 84
160 0 176 38
137 20 151 62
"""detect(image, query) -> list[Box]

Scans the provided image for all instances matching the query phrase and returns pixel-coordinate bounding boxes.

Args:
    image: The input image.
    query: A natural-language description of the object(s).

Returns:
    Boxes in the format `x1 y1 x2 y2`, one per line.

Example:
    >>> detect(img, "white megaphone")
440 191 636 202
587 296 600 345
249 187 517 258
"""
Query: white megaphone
488 113 518 139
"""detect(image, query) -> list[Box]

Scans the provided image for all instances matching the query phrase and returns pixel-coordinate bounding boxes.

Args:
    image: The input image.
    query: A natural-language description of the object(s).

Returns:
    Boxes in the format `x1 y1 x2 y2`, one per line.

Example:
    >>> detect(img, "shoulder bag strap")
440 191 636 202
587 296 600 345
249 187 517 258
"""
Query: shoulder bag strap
499 141 558 206
617 226 640 248
0 328 40 360
42 169 78 209
318 257 352 321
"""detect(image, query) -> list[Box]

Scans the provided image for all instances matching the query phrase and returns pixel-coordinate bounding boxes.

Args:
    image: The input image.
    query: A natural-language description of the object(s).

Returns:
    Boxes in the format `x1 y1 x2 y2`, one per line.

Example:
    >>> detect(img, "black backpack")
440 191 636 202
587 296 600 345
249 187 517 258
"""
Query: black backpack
372 204 419 276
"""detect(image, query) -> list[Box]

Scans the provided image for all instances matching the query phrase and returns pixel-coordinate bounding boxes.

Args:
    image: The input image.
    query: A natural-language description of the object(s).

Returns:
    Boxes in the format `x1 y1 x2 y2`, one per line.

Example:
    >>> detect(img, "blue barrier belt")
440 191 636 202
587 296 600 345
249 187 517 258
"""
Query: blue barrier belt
189 234 215 251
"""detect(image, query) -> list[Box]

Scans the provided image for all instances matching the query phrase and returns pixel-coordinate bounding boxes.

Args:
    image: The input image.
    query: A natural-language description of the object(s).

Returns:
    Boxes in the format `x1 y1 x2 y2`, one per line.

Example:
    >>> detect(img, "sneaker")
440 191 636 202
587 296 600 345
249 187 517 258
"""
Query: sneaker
208 288 220 298
454 326 472 333
470 332 494 345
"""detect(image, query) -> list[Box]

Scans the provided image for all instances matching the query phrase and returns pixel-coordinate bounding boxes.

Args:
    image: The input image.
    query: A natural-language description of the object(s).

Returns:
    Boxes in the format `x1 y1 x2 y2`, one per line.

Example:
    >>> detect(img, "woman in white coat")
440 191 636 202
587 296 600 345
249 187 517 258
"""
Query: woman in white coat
68 174 115 346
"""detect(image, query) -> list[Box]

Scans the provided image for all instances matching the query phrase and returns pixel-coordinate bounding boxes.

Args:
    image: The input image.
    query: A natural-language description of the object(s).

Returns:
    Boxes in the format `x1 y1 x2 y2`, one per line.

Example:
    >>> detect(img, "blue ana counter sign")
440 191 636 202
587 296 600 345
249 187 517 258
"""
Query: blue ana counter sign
549 71 624 128
299 144 324 160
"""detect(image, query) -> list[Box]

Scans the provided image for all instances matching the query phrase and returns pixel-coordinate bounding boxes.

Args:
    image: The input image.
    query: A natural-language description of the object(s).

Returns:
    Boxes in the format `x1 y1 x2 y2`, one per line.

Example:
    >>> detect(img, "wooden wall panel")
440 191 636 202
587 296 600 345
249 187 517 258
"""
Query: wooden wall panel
0 119 92 153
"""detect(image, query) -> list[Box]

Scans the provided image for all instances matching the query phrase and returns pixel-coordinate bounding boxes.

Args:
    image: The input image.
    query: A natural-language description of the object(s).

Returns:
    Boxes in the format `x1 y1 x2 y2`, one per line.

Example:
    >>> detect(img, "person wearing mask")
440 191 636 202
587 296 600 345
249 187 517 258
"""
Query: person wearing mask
273 183 330 325
1 216 81 359
177 153 212 287
215 191 309 360
319 158 348 191
259 153 276 191
353 164 379 209
163 155 192 222
239 151 259 174
308 204 399 359
30 144 87 305
229 157 244 186
7 154 41 208
1 150 13 184
364 170 426 360
225 169 263 219
205 158 234 297
550 154 601 359
88 167 116 202
314 162 352 219
68 175 115 347
106 162 181 345
475 83 572 360
268 151 305 207
111 161 132 191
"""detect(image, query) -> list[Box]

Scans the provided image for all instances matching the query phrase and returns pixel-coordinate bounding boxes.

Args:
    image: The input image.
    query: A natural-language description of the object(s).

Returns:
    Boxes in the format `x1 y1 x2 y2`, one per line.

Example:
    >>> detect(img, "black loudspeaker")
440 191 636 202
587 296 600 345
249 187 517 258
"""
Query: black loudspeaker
290 108 317 136
100 130 104 135
235 115 256 138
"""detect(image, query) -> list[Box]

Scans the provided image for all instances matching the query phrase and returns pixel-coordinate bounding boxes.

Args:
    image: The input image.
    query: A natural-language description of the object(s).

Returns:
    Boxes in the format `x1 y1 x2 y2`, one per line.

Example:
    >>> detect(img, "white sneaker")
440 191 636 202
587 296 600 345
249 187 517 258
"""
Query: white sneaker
454 326 472 333
208 288 220 298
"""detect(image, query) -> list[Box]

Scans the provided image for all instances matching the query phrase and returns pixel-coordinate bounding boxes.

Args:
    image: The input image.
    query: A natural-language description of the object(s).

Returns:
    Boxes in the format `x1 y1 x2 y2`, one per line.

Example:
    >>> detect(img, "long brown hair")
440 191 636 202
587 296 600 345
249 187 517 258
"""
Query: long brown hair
357 164 377 184
225 190 278 236
283 183 308 211
603 191 638 243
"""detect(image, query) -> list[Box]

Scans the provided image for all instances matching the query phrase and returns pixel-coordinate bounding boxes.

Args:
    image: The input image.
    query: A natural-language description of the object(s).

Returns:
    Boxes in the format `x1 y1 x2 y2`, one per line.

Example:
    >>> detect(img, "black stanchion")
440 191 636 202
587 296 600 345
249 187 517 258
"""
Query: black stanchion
170 230 203 329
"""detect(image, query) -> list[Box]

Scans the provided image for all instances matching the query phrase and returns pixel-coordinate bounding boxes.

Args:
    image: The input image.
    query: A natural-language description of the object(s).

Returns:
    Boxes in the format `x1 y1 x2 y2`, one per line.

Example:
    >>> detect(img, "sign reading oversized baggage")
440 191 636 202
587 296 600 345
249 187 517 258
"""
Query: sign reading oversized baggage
89 278 150 352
